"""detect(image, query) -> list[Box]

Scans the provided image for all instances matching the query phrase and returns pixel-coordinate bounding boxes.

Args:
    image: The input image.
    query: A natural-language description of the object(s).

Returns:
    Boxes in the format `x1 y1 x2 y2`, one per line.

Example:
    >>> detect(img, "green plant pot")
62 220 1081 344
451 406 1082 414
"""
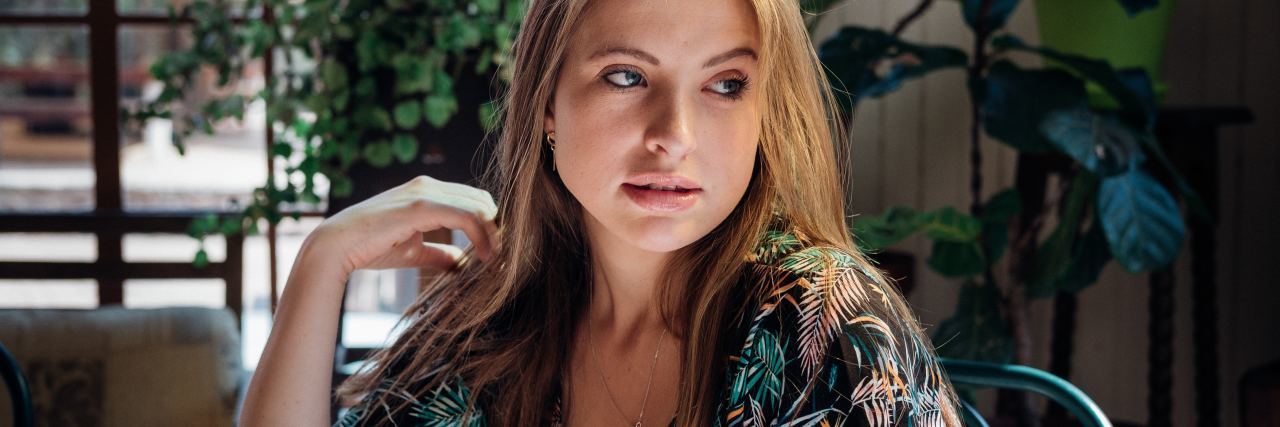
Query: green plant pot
1034 0 1177 109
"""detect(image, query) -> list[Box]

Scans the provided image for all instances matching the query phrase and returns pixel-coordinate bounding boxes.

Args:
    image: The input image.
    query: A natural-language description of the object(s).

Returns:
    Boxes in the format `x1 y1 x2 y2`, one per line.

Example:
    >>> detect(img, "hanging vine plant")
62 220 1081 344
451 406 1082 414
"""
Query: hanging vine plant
125 0 524 266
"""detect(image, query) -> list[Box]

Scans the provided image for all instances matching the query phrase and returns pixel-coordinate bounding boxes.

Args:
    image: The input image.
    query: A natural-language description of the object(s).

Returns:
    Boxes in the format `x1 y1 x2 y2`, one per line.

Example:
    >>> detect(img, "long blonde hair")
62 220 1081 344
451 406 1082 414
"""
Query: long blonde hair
338 0 958 424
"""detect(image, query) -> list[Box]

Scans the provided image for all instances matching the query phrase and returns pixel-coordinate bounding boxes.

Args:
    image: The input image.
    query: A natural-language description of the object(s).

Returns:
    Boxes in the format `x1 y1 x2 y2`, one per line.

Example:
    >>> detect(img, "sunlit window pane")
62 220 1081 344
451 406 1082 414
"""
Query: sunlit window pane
0 280 97 308
0 0 86 15
0 232 96 262
124 278 225 308
119 25 266 212
123 232 224 263
0 26 94 212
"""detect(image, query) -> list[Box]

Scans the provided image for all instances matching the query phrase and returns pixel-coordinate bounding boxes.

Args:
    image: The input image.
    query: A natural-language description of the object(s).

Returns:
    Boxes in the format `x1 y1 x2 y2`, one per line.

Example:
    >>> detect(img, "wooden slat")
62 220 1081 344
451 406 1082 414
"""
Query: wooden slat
88 0 121 213
0 212 235 233
0 261 236 279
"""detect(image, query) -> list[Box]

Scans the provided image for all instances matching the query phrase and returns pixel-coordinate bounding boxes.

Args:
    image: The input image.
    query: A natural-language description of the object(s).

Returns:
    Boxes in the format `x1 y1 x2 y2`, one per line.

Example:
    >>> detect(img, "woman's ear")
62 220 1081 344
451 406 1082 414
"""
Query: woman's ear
543 102 555 133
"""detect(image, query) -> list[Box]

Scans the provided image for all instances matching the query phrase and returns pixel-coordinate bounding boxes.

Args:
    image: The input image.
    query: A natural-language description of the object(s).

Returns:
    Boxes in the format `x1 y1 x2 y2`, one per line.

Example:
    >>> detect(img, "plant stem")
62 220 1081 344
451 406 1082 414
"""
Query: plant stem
968 0 991 221
891 0 935 38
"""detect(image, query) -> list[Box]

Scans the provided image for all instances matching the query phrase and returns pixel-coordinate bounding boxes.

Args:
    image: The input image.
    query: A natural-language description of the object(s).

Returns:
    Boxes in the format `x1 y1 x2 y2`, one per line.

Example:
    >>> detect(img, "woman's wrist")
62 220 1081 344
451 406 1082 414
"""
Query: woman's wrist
291 230 354 290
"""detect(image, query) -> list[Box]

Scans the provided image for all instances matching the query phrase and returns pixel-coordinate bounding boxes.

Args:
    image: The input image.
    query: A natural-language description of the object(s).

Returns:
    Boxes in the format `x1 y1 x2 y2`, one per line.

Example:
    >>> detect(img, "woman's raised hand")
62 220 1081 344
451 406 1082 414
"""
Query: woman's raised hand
303 175 499 277
238 175 498 425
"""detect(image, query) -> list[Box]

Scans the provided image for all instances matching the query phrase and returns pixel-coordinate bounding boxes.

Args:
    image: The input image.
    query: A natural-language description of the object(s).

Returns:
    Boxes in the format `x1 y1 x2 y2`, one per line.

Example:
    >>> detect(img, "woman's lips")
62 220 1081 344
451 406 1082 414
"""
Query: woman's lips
622 183 702 212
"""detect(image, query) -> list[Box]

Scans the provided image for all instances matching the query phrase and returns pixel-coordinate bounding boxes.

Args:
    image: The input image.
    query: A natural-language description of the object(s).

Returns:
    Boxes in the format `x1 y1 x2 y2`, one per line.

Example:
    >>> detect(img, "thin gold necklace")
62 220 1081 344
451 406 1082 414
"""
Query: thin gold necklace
586 314 667 427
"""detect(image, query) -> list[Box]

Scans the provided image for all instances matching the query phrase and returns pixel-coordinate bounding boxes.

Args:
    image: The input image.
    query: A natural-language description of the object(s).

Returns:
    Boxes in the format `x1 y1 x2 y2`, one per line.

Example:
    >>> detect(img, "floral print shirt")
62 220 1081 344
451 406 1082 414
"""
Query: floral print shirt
337 227 957 426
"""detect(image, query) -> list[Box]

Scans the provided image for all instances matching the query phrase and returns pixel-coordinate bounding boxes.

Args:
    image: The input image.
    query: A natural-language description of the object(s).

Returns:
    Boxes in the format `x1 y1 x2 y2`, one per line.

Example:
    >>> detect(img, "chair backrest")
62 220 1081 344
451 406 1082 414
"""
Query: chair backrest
940 358 1112 427
0 341 33 427
0 307 241 426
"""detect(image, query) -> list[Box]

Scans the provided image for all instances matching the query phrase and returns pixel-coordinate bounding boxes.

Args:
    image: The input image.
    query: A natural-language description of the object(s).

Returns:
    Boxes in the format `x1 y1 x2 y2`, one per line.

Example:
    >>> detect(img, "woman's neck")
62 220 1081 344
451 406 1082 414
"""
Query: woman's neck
584 221 673 340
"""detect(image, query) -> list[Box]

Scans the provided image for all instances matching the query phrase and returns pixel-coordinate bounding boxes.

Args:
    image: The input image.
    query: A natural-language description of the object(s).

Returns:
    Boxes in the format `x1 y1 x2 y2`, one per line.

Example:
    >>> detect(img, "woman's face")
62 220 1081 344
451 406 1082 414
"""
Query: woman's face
545 0 763 254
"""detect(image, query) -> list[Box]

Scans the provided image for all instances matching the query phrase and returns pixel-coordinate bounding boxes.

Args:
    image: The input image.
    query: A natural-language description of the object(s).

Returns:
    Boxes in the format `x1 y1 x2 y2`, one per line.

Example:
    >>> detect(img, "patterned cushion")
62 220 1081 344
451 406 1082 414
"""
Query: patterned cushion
0 307 241 426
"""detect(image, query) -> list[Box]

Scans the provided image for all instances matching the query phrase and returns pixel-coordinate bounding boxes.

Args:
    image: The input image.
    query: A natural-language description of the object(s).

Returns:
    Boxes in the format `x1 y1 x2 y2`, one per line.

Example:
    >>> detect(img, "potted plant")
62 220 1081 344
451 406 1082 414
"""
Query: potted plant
1035 0 1178 107
126 0 524 263
806 0 1199 423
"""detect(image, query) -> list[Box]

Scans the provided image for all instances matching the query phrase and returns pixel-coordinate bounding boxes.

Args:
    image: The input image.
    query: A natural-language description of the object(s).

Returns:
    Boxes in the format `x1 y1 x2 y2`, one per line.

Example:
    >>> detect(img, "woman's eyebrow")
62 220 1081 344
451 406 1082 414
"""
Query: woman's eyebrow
702 47 757 69
586 46 758 69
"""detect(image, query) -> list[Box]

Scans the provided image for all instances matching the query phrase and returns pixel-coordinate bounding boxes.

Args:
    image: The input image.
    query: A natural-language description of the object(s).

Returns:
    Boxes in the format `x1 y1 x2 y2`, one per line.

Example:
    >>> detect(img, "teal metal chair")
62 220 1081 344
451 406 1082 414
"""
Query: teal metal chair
1 341 33 427
940 358 1112 427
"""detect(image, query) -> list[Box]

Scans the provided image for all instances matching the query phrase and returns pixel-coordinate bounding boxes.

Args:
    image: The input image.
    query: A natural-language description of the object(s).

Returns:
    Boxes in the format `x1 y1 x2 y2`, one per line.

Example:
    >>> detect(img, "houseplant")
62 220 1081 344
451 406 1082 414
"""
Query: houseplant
806 0 1198 422
125 0 524 265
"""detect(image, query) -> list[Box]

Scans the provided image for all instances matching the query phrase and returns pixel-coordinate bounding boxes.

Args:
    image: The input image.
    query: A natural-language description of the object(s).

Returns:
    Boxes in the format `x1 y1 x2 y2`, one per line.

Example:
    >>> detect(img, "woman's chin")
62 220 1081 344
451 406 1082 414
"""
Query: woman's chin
620 216 718 253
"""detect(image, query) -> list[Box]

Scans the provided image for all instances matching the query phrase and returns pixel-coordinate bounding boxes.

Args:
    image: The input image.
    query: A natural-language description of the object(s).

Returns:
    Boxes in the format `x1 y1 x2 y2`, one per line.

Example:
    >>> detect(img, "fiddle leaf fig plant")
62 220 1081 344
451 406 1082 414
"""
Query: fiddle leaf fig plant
125 0 524 267
811 0 1195 379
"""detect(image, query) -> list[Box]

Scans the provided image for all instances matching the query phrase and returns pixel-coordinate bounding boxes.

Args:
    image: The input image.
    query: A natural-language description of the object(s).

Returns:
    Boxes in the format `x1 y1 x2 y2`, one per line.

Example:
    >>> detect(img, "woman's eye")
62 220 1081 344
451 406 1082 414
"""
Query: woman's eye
604 70 644 88
710 79 743 95
601 69 749 100
709 77 750 99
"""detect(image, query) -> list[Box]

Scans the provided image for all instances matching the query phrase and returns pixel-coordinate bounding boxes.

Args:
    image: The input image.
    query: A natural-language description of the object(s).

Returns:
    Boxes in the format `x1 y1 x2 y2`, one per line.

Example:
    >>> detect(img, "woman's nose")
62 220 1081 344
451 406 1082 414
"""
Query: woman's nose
643 90 696 159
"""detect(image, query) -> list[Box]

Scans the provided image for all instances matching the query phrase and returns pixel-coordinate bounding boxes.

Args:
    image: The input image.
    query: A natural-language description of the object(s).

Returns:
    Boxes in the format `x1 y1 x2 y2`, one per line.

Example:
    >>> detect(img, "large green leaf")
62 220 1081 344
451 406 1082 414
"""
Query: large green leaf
933 280 1013 363
980 189 1021 265
980 61 1088 153
1041 106 1147 176
992 35 1153 128
1097 169 1186 272
818 26 967 111
928 240 986 278
923 206 983 242
982 189 1022 224
851 206 929 252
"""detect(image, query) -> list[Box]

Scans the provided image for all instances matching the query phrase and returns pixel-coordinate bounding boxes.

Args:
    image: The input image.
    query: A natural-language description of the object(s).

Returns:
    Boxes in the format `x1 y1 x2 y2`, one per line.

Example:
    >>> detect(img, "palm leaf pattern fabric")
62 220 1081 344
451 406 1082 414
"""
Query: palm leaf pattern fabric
336 225 955 426
716 228 955 426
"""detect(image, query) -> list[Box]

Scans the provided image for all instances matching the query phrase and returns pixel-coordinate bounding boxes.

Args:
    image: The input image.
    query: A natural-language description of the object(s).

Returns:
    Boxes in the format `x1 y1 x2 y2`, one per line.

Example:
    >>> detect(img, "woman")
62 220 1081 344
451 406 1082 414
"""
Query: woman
239 0 962 425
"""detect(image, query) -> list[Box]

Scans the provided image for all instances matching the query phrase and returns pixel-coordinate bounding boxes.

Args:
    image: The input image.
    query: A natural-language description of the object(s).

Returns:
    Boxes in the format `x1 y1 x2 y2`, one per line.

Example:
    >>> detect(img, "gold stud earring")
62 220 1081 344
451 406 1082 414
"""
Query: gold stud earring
546 131 557 171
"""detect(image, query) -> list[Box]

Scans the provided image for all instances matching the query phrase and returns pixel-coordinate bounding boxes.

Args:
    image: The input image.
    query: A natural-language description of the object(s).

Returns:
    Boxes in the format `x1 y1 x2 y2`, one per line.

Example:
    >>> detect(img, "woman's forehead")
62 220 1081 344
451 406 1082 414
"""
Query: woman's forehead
567 0 762 64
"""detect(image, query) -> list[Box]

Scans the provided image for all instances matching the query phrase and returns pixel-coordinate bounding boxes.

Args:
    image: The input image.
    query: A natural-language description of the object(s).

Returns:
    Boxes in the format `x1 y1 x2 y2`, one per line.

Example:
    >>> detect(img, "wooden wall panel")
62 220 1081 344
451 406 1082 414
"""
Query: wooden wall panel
1231 2 1280 427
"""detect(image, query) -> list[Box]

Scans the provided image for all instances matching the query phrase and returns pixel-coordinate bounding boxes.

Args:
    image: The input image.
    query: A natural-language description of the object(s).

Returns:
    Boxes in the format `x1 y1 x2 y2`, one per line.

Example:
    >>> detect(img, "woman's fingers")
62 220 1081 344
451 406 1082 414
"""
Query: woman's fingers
405 176 498 220
317 176 500 274
414 242 465 270
440 183 498 217
419 187 499 258
404 199 495 261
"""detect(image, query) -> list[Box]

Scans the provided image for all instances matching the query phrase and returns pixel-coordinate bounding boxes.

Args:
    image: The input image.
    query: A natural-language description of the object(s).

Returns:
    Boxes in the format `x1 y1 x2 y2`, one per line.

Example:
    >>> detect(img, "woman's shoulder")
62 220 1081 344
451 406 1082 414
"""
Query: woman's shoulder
720 224 957 425
747 225 877 277
744 225 888 313
738 224 905 378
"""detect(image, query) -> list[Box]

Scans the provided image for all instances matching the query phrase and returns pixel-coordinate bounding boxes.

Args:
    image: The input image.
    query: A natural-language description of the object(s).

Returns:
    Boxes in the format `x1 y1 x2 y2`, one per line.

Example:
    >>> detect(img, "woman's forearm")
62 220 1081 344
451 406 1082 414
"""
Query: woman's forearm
239 236 350 426
237 175 496 425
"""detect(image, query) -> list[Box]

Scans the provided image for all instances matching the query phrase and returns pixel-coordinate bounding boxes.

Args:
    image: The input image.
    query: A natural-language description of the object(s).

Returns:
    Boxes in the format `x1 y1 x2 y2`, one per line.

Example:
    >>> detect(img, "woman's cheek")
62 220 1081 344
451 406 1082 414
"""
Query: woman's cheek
728 123 762 203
